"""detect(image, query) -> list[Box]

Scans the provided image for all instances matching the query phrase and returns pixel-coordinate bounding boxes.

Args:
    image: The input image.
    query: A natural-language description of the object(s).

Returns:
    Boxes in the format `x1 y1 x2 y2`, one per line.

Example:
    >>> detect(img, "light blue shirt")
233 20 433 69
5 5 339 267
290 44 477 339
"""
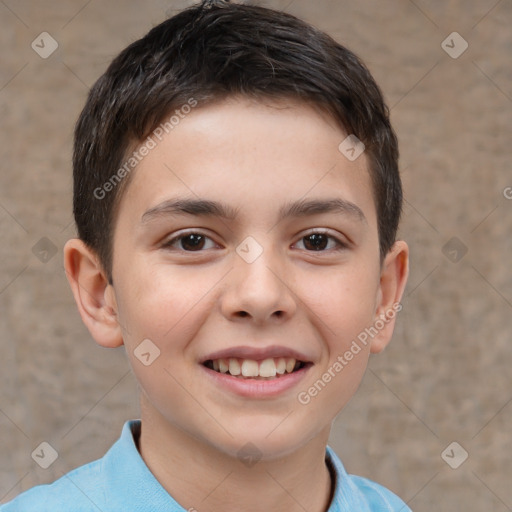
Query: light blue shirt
1 420 412 511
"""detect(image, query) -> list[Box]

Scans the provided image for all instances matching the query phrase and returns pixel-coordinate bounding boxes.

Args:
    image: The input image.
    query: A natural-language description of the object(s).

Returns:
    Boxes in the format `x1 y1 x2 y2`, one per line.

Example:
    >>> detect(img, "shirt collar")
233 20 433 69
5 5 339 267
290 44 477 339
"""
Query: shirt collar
325 445 374 511
103 420 183 510
103 420 370 512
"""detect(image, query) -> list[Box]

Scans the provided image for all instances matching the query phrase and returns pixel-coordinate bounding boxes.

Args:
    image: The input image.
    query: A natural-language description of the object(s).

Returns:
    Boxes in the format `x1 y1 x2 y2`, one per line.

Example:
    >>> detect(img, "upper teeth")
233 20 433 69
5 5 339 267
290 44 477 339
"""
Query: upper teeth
211 357 299 377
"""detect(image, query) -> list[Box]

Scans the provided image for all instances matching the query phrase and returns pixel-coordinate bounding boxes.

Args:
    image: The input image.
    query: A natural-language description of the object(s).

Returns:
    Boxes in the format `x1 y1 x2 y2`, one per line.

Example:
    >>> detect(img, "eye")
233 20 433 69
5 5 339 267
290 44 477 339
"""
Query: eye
161 231 218 252
294 231 347 252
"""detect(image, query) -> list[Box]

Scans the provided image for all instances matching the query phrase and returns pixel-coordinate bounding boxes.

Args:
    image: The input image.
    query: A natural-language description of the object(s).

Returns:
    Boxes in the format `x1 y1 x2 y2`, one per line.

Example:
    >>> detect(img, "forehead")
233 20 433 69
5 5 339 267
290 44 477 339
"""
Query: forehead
117 96 376 228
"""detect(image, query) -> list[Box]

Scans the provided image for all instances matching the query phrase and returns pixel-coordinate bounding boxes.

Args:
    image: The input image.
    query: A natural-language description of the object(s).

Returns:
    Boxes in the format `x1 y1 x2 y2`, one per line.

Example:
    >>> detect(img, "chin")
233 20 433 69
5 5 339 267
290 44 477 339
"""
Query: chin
209 417 323 463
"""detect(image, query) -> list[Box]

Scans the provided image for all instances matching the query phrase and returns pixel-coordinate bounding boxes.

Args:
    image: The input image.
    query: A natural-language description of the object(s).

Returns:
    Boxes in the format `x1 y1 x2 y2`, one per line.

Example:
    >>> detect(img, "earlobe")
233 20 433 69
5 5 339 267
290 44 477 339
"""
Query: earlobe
370 240 409 354
63 238 124 348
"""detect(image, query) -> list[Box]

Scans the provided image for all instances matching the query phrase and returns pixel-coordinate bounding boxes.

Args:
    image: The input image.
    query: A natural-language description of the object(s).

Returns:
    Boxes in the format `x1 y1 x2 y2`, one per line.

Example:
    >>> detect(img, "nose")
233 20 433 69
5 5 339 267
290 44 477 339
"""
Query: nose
220 242 297 325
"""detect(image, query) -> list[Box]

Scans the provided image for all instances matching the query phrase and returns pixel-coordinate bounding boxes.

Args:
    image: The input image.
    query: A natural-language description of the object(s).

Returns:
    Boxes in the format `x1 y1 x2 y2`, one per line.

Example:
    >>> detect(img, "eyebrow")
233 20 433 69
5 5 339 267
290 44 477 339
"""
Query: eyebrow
141 197 367 224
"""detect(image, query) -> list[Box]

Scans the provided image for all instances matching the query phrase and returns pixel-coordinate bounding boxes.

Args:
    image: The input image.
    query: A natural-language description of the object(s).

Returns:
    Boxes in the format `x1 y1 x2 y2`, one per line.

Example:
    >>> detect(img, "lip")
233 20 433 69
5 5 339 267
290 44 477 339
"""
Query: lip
200 345 313 364
200 361 313 398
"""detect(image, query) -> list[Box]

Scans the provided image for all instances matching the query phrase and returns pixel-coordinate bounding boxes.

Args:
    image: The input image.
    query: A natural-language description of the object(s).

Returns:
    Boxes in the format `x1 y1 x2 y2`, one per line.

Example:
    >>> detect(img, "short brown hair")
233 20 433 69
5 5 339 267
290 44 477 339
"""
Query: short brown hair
73 0 401 282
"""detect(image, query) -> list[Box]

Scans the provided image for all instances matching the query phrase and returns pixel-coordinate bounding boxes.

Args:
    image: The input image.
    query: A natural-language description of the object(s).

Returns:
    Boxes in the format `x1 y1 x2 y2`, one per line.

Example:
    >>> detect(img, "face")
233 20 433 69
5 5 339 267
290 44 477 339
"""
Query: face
108 96 393 460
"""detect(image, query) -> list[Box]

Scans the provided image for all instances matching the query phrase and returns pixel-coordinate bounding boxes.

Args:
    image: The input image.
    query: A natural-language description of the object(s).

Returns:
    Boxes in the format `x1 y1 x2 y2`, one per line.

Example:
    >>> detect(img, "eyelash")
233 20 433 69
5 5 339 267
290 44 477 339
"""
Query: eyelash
161 229 348 253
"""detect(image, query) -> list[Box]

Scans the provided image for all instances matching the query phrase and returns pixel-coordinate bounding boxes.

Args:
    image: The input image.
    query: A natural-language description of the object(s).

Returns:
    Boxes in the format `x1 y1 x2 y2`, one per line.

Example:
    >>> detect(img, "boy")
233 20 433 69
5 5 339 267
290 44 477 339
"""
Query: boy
1 0 410 510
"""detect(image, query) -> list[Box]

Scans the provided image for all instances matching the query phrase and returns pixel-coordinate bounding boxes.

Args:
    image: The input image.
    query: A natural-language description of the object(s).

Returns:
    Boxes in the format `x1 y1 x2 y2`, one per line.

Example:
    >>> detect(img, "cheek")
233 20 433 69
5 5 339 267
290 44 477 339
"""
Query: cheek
115 262 217 349
305 264 378 413
113 269 201 408
300 264 379 344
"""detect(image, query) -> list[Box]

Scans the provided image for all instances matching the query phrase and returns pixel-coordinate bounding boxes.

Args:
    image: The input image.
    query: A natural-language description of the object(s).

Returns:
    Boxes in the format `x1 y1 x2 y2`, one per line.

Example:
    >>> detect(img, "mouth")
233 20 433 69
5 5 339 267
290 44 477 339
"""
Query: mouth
202 357 310 380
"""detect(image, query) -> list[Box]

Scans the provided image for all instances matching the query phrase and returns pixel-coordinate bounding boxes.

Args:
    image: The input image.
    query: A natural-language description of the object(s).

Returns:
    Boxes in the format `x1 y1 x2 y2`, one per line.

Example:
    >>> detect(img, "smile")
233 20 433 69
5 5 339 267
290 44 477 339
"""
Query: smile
201 358 313 398
203 357 307 379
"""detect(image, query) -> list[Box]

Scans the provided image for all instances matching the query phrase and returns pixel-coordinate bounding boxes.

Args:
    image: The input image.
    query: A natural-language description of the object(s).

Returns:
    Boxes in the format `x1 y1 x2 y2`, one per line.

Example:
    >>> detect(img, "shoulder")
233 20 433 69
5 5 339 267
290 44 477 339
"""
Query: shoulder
0 458 106 512
0 420 162 512
325 445 412 511
346 474 412 511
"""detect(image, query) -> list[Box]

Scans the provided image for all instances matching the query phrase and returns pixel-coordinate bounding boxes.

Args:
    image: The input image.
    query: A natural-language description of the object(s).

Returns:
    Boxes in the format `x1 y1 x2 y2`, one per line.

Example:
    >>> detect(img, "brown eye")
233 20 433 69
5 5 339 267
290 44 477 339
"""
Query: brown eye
179 234 206 251
295 231 346 252
162 232 216 251
303 233 329 251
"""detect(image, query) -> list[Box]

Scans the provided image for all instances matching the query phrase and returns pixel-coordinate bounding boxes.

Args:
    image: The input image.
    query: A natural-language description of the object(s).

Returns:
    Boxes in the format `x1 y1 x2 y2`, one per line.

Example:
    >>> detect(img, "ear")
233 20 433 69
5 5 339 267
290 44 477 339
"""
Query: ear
63 238 123 348
370 240 409 354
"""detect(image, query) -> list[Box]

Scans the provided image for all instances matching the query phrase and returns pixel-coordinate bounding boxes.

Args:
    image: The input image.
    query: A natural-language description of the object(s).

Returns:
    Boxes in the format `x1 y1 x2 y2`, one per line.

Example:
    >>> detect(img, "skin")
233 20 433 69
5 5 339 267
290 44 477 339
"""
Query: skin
64 96 409 512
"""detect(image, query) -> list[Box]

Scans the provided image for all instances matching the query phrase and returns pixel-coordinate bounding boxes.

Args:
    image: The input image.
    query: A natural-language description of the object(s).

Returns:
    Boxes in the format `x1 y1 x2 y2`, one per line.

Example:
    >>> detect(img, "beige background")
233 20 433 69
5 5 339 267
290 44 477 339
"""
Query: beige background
1 0 511 510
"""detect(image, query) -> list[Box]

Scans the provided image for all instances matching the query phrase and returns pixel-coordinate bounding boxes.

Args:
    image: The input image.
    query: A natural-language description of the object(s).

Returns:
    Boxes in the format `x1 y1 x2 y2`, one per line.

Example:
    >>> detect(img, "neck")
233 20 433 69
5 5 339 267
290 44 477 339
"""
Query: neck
137 398 334 512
